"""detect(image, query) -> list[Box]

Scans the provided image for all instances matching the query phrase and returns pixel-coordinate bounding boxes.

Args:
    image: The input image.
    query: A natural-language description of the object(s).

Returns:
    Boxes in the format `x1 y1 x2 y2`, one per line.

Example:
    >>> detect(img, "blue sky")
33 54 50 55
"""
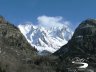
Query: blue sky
0 0 96 29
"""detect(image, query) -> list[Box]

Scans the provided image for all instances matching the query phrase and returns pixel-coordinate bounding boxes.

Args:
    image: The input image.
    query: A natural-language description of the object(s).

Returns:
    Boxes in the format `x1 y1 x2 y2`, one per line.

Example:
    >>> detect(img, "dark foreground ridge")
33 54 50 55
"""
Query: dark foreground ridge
54 18 96 72
0 16 39 72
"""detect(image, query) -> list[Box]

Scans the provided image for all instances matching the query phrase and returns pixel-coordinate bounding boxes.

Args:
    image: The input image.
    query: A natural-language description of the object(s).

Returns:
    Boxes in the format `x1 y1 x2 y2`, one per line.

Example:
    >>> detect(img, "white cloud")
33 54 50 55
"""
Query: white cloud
20 15 72 29
37 15 71 28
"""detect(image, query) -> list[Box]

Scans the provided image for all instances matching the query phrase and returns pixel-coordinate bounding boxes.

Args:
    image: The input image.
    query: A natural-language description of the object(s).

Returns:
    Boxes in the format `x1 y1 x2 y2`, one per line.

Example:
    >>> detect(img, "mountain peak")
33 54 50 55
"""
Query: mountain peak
0 15 7 24
72 18 96 38
78 18 96 28
18 23 73 53
85 18 96 24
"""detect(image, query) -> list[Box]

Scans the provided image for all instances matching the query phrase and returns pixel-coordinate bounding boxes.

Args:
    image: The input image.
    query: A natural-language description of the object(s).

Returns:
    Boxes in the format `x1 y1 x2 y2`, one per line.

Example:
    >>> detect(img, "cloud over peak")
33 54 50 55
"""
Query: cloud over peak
37 15 71 28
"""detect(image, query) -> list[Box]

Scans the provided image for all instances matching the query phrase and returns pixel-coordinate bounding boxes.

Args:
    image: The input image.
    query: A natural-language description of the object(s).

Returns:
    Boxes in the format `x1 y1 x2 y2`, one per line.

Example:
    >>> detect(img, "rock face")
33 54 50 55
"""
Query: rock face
54 19 96 72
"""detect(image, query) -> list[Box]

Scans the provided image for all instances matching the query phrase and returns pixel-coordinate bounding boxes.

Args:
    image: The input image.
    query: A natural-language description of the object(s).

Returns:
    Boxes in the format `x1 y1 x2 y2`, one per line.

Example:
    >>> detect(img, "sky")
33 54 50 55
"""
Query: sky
0 0 96 29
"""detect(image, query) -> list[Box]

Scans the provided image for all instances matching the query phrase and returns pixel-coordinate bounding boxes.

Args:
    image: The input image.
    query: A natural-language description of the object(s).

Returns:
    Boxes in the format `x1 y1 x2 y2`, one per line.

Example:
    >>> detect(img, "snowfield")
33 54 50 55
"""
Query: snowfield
18 23 73 53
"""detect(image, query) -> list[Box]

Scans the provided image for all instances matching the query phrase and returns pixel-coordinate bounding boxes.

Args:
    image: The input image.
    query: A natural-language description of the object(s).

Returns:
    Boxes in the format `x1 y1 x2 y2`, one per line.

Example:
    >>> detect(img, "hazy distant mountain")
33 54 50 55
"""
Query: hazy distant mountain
18 23 73 53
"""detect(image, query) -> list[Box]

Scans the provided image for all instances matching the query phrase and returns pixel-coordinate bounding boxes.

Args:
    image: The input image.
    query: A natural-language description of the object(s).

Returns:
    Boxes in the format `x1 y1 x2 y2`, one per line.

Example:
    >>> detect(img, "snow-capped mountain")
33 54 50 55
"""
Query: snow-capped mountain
18 23 73 53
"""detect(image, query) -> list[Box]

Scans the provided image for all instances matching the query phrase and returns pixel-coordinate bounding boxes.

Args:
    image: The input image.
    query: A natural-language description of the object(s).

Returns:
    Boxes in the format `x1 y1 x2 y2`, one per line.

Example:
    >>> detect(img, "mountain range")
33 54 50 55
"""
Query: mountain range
18 23 73 53
0 16 96 72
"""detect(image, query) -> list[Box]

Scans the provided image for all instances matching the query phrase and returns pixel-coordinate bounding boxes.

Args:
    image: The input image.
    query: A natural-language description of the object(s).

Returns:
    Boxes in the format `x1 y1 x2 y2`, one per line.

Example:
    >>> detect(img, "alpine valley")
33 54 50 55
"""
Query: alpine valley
0 16 96 72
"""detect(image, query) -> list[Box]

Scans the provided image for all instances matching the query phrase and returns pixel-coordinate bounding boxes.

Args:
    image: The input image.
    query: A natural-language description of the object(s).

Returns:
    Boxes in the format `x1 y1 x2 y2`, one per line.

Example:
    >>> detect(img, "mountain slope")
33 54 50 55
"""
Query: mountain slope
0 16 40 72
18 23 73 53
54 19 96 72
54 19 96 56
